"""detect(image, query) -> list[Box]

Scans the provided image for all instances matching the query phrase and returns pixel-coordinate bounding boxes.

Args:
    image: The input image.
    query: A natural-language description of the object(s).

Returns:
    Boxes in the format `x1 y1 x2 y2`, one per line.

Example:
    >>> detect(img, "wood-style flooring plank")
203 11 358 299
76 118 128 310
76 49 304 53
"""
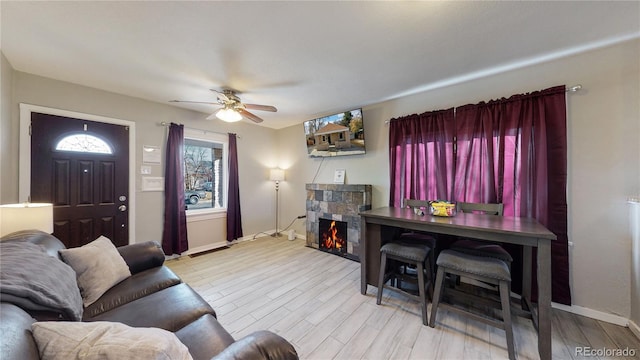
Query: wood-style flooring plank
166 236 639 360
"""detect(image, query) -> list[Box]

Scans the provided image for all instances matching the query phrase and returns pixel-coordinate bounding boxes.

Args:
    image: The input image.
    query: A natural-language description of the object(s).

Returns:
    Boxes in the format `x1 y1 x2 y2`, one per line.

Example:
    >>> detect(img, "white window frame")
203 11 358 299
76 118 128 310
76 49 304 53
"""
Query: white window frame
183 128 228 217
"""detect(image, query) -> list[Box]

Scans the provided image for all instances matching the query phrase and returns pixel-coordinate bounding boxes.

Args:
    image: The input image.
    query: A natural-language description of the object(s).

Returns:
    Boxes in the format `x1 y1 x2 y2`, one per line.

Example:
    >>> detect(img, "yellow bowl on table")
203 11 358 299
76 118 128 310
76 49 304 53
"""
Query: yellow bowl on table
429 201 457 217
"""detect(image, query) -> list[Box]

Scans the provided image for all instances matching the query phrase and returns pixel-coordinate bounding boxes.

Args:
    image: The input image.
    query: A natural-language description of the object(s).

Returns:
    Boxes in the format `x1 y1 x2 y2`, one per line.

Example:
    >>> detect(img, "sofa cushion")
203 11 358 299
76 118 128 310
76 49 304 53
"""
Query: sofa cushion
175 314 235 360
31 321 193 360
83 266 181 318
84 283 216 332
59 236 131 307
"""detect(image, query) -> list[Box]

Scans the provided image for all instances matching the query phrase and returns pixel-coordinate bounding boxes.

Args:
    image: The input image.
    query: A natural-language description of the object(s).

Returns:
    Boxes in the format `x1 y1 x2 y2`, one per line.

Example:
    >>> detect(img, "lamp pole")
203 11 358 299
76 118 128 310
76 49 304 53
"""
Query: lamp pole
269 168 285 237
272 179 280 237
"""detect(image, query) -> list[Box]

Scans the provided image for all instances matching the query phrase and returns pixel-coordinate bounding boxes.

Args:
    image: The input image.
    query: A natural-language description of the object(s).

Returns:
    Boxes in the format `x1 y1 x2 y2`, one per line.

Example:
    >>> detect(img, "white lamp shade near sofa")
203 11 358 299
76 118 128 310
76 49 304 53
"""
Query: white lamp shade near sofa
0 203 54 237
269 168 285 182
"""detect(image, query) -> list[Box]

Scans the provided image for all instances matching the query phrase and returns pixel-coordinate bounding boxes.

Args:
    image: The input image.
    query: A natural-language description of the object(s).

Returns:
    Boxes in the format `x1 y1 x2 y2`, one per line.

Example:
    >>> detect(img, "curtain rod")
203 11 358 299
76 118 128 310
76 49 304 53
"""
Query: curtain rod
158 122 240 138
566 84 582 92
383 84 582 124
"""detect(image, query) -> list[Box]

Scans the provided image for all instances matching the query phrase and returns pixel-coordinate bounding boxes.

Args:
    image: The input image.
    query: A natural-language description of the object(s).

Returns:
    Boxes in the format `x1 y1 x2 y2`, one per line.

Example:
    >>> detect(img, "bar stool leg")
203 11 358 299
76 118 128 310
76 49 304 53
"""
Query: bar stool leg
429 267 446 328
425 256 434 301
376 252 388 305
417 261 428 325
499 280 515 360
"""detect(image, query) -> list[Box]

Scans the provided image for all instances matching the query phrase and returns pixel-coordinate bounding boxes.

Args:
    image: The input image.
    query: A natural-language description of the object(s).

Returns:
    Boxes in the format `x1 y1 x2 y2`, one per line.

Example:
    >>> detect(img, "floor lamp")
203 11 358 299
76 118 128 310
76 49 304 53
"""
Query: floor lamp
0 202 54 237
270 168 285 237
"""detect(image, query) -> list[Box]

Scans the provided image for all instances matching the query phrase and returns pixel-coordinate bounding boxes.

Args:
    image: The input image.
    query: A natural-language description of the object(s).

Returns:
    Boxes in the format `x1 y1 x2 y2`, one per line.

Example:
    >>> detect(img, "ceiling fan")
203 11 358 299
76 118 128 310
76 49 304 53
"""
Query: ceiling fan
170 89 277 123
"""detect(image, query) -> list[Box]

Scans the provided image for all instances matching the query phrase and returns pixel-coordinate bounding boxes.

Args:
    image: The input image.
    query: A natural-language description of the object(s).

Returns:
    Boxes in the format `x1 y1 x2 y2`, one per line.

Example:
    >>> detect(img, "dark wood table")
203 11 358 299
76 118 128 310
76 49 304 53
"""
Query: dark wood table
359 206 556 360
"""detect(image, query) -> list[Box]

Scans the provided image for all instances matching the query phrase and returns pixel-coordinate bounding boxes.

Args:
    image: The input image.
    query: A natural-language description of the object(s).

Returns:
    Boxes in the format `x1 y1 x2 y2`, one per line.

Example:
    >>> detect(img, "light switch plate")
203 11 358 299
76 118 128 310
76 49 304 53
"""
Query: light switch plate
140 165 152 175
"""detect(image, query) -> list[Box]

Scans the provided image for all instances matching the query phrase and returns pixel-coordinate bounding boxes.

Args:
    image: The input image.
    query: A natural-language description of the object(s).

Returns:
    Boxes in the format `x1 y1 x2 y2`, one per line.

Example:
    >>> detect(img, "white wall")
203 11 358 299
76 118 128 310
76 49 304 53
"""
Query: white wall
273 109 389 238
278 39 640 321
1 53 16 204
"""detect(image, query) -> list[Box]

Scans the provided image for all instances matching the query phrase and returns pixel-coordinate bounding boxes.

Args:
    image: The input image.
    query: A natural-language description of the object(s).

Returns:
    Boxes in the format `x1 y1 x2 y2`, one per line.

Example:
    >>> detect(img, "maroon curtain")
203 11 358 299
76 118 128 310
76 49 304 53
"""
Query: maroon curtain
453 103 502 205
454 86 570 304
226 133 243 241
512 86 570 305
388 86 571 305
388 108 455 206
162 123 188 255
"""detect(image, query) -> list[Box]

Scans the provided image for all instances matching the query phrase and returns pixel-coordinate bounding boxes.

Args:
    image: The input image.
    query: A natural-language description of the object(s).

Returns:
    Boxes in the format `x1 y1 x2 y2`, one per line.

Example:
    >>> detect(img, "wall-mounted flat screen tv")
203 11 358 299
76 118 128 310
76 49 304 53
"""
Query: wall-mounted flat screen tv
303 108 365 158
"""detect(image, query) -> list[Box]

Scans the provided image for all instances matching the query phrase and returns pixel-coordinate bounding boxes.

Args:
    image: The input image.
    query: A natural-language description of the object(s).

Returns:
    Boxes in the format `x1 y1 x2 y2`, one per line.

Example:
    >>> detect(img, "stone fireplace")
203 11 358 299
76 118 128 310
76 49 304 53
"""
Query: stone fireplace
305 184 372 261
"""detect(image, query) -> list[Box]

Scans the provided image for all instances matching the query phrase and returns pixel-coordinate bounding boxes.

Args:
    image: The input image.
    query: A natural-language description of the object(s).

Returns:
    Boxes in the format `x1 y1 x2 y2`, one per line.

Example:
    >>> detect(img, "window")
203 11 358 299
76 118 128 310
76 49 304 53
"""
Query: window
55 134 113 154
183 129 227 212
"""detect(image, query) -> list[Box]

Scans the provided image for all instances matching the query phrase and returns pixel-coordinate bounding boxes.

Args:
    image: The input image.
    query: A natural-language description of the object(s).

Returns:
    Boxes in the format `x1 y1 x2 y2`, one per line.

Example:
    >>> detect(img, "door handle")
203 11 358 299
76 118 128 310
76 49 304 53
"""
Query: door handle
119 205 127 212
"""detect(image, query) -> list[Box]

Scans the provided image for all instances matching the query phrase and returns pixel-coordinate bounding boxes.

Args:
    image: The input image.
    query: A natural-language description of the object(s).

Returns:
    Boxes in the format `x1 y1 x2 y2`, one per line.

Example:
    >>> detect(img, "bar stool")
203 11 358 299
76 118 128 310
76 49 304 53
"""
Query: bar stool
450 202 512 265
429 249 515 359
450 202 513 289
376 241 433 325
399 198 437 277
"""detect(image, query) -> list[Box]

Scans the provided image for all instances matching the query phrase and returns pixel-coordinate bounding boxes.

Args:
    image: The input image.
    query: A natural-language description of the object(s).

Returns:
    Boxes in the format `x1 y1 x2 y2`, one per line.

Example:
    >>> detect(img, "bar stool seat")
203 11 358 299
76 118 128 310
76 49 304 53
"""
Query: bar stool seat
430 249 516 359
436 249 511 280
449 239 513 263
376 241 433 326
379 242 429 262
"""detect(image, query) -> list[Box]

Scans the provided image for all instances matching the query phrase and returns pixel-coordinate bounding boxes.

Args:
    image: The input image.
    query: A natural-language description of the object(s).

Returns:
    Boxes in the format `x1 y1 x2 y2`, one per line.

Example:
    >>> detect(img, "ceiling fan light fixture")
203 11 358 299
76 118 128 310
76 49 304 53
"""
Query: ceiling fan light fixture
216 108 243 122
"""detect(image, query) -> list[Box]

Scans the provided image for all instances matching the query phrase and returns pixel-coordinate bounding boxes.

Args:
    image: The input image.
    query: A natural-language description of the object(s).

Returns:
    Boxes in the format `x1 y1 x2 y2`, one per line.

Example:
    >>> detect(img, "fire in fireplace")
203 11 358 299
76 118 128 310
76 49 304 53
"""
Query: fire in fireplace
319 218 347 255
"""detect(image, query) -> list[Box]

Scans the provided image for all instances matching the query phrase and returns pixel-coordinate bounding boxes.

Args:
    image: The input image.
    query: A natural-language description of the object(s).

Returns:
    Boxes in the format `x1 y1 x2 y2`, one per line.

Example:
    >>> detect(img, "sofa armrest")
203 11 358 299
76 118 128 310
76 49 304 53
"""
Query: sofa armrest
0 303 40 360
117 241 165 274
211 330 298 360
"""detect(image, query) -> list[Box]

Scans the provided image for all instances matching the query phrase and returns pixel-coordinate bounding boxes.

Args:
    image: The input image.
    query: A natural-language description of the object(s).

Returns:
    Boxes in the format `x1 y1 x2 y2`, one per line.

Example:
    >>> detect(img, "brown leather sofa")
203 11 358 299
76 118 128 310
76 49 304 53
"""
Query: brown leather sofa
0 230 298 360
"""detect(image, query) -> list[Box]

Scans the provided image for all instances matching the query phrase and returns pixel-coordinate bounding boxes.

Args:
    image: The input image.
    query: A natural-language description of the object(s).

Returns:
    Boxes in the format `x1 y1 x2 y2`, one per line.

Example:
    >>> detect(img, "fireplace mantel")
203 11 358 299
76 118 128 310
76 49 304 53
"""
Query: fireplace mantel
305 183 372 260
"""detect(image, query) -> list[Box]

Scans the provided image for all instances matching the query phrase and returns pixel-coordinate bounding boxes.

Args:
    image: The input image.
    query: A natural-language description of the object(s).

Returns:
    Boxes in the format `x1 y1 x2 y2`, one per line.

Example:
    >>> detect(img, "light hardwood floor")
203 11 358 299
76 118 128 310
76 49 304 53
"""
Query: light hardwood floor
166 236 639 360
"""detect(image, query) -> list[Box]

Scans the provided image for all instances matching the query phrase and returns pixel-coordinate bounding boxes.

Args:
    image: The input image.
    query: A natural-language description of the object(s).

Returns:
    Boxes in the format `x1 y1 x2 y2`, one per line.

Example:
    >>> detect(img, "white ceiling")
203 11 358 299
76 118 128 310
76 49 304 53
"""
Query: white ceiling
2 1 639 129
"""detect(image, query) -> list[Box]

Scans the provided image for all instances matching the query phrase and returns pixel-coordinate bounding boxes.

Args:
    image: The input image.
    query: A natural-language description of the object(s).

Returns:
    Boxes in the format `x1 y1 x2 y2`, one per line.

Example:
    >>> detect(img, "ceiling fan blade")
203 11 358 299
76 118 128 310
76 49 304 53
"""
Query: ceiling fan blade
244 104 277 112
169 100 218 105
239 109 264 123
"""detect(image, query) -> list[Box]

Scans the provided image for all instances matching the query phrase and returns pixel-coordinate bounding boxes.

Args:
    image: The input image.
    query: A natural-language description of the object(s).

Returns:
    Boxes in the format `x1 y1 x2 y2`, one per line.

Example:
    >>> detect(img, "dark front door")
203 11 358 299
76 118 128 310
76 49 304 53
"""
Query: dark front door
30 112 129 248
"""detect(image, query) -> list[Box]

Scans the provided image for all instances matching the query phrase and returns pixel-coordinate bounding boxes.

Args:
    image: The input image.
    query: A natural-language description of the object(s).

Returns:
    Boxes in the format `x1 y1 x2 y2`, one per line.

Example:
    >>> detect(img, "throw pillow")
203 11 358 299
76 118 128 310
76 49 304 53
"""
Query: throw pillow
31 321 193 360
59 236 131 307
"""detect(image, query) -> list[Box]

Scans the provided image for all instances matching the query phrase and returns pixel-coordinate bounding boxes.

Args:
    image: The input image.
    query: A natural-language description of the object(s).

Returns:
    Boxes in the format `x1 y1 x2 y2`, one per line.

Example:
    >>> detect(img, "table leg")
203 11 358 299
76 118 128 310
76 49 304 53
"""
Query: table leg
522 246 532 311
538 240 552 360
360 217 368 294
361 221 381 295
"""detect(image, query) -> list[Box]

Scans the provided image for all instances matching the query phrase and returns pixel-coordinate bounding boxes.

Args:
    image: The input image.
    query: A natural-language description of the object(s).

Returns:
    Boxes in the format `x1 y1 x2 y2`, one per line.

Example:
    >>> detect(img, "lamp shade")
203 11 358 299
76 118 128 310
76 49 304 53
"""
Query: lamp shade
0 203 54 237
269 168 285 182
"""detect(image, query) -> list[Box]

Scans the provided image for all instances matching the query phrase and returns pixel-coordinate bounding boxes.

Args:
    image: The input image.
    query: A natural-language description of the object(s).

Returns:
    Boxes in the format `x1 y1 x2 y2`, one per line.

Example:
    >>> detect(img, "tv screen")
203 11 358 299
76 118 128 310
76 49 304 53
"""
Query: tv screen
303 108 365 158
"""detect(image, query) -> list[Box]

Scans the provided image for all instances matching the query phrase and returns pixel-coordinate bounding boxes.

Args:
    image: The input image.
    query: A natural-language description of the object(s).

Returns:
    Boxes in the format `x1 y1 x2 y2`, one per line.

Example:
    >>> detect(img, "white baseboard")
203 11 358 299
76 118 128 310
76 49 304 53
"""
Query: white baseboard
552 302 629 327
182 241 228 256
238 230 307 242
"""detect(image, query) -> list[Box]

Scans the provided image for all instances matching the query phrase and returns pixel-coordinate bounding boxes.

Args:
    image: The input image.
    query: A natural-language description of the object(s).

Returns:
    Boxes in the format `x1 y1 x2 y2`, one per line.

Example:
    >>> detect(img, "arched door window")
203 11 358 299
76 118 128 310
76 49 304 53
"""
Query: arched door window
55 134 113 154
